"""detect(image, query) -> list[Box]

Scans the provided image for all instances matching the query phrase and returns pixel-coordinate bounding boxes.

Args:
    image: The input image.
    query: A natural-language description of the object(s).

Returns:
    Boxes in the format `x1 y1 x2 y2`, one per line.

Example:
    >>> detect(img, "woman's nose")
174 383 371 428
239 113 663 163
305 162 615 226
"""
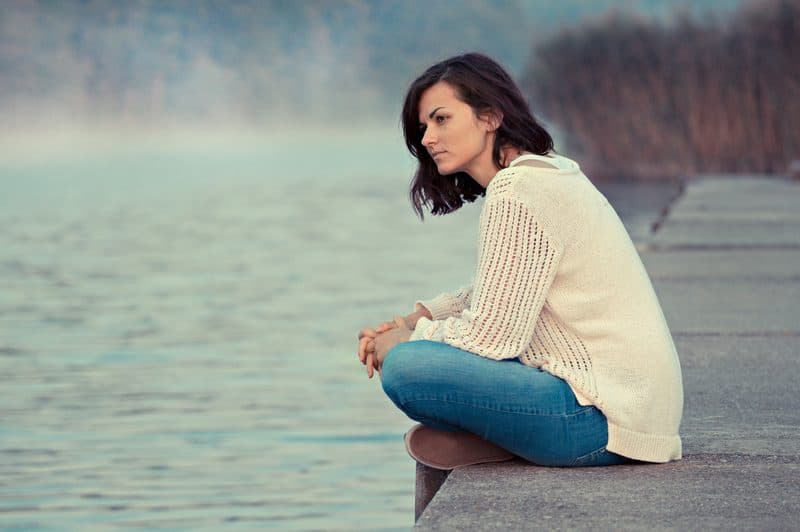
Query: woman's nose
421 128 436 148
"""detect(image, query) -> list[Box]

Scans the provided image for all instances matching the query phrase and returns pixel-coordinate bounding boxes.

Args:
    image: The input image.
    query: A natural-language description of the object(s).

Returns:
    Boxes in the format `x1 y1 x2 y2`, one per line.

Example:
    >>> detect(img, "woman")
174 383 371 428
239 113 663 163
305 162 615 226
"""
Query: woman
356 53 683 468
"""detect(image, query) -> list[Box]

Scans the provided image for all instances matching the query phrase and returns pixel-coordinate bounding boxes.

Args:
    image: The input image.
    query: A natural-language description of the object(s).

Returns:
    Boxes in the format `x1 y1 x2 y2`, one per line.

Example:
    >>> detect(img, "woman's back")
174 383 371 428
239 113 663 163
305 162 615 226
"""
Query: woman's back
483 153 683 462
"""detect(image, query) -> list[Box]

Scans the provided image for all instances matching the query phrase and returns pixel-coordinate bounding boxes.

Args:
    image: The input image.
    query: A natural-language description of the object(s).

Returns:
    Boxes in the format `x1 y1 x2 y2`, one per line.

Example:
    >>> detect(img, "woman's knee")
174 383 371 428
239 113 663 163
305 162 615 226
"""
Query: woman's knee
380 341 420 400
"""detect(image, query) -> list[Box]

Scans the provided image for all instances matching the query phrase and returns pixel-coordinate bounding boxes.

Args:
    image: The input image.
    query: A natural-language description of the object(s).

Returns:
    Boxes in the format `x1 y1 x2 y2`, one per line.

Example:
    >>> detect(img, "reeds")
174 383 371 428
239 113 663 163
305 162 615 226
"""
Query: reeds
523 0 800 180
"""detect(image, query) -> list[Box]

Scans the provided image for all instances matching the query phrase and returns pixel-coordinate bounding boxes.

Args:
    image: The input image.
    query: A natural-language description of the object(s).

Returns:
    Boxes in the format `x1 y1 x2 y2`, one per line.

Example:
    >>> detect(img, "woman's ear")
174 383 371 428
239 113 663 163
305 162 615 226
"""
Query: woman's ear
483 109 503 132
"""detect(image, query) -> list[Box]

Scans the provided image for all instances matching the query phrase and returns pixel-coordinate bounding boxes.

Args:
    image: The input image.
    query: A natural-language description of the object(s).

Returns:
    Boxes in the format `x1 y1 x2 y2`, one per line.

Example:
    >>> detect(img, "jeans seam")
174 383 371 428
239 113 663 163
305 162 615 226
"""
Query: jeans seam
569 445 608 466
399 396 596 419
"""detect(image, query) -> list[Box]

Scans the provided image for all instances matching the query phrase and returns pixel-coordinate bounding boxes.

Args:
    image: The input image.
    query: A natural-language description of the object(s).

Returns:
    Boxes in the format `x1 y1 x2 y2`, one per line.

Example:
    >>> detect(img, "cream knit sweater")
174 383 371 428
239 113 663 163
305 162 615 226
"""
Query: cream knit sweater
409 153 683 463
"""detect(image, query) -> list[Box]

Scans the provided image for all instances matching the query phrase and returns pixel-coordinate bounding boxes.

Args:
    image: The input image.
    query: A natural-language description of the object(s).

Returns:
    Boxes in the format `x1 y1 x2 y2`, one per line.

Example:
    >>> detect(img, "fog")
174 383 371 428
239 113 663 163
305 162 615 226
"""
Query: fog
0 0 743 146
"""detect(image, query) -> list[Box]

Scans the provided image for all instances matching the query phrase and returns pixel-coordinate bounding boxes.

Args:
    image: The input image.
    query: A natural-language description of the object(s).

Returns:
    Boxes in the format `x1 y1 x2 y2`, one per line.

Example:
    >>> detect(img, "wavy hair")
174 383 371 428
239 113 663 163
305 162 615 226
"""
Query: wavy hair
402 53 554 219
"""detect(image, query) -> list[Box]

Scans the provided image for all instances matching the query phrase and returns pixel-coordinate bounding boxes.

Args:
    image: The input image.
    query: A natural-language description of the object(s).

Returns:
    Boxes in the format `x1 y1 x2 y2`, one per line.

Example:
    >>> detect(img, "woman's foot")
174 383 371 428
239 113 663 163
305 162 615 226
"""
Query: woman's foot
403 424 516 470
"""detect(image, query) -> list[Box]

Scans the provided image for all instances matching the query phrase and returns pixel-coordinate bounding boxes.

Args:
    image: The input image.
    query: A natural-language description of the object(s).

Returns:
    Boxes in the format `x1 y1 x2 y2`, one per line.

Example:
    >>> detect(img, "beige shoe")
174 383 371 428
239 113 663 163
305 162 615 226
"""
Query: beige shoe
403 424 516 470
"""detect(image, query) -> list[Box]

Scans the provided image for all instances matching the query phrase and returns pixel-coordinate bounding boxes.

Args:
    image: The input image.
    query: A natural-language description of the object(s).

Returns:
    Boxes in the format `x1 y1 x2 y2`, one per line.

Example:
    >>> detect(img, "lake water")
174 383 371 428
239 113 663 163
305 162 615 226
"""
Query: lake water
0 130 681 530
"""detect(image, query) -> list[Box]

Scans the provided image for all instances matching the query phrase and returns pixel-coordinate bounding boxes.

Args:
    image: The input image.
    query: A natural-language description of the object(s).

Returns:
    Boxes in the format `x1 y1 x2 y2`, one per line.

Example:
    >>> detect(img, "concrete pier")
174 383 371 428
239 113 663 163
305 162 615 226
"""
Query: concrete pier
414 176 800 530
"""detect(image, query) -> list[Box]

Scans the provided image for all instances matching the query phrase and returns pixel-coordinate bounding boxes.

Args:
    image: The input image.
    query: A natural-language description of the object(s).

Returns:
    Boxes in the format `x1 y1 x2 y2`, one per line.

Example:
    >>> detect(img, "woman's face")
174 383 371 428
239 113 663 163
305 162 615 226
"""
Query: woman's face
417 81 496 179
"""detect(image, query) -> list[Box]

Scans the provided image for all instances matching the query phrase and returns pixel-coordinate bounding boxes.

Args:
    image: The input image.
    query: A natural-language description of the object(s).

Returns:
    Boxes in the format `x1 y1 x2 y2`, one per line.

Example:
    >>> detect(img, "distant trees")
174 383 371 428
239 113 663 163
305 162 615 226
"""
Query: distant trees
523 0 800 179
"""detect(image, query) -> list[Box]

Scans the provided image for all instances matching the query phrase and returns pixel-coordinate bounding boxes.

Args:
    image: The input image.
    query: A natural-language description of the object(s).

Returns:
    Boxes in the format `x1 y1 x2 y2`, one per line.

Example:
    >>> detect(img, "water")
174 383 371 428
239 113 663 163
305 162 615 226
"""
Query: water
0 130 680 530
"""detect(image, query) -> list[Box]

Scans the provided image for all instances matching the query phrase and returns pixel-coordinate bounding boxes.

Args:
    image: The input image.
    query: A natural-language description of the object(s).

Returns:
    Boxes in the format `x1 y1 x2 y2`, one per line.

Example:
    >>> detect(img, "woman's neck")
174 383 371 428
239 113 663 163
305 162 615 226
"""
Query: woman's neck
468 145 532 189
499 145 529 167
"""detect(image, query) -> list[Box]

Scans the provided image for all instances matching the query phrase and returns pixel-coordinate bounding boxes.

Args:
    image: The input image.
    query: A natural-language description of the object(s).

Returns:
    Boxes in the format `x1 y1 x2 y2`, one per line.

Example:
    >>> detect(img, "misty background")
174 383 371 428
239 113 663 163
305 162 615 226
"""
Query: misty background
4 0 797 530
3 0 795 180
1 0 743 129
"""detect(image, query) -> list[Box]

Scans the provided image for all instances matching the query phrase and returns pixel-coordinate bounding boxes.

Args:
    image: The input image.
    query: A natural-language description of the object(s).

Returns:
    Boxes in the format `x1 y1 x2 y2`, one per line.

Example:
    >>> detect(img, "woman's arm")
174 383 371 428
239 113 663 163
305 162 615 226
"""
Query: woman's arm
410 195 564 360
412 282 474 324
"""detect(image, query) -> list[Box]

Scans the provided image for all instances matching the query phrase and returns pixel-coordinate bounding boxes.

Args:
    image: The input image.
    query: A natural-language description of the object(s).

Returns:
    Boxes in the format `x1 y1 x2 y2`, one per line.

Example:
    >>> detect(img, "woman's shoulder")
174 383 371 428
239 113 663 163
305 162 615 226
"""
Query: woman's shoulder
484 155 606 235
487 161 580 202
489 153 580 190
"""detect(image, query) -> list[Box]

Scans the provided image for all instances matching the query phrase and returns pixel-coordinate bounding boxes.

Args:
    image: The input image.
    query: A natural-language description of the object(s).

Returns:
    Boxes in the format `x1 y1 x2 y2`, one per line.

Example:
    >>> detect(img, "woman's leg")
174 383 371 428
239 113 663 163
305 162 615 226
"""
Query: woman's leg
380 340 629 467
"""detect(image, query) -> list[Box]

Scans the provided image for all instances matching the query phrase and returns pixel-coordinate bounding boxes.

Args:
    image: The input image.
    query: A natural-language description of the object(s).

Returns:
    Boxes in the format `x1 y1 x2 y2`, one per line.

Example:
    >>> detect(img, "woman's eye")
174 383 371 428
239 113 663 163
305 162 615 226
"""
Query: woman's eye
435 115 447 124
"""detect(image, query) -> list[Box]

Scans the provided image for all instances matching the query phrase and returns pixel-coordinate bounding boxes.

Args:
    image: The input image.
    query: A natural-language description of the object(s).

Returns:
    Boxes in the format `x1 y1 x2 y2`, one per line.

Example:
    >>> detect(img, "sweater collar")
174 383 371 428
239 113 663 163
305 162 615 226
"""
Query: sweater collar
507 153 579 172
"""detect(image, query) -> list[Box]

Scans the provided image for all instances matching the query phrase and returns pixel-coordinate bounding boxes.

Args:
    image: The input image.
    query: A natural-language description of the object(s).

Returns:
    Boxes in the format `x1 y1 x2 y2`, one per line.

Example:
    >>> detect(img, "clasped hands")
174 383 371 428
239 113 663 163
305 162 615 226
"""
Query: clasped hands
357 314 416 379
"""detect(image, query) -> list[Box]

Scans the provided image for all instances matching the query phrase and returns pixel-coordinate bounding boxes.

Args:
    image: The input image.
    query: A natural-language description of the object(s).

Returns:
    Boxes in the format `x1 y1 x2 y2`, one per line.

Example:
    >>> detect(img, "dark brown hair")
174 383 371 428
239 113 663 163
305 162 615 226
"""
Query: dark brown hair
402 52 554 219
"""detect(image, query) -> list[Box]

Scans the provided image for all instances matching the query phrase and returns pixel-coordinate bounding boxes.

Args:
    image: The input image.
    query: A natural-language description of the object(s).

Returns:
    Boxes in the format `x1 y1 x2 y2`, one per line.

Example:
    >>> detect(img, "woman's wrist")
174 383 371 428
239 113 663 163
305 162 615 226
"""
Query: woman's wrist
405 309 432 329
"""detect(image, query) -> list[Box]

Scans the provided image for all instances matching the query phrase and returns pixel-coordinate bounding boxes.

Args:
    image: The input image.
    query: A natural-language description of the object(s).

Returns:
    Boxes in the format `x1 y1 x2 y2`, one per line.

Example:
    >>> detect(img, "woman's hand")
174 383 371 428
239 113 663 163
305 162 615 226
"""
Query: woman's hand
372 317 412 377
358 320 398 363
357 308 431 378
358 320 397 379
357 316 412 378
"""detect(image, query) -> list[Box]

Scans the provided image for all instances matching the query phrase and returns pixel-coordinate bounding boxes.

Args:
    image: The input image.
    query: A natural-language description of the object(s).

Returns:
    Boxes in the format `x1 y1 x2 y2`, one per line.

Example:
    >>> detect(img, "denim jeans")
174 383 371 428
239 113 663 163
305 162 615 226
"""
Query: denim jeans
381 340 630 467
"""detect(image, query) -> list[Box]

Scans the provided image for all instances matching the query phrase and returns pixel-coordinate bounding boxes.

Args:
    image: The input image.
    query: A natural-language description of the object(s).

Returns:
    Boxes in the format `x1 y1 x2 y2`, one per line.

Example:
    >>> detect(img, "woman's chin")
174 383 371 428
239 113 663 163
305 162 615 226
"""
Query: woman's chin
435 163 457 175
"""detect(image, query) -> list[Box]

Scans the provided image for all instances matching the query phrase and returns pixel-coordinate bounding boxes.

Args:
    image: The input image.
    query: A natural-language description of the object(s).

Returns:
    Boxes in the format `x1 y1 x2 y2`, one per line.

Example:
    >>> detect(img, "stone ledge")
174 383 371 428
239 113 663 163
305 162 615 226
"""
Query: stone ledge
412 176 800 529
416 458 800 531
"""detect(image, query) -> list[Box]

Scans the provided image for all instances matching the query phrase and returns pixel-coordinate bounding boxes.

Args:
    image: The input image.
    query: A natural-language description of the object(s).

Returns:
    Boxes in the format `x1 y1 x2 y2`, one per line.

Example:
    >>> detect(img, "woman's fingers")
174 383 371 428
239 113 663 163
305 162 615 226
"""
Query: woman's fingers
358 320 398 374
358 327 377 341
359 336 372 364
363 337 377 378
375 321 396 334
366 351 375 378
361 319 398 339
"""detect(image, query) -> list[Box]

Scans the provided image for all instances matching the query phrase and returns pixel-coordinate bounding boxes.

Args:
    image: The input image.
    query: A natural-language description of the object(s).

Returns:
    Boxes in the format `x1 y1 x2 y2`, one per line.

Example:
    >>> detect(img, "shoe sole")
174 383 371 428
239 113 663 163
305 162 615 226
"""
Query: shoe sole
404 424 515 470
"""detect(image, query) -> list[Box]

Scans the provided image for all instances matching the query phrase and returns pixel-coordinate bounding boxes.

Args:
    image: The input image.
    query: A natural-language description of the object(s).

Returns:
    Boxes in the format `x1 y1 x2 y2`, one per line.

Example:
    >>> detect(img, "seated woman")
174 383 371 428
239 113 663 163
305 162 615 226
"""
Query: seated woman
357 53 683 469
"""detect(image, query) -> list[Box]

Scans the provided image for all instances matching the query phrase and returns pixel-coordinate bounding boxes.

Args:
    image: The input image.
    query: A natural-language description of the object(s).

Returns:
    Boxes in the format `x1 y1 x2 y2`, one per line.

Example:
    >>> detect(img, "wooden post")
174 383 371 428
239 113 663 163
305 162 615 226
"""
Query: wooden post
414 462 451 522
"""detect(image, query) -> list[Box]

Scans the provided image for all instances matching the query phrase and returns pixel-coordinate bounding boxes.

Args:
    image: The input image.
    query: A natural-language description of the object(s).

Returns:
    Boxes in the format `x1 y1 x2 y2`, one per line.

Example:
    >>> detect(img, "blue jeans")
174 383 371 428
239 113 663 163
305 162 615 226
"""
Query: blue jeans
381 340 630 467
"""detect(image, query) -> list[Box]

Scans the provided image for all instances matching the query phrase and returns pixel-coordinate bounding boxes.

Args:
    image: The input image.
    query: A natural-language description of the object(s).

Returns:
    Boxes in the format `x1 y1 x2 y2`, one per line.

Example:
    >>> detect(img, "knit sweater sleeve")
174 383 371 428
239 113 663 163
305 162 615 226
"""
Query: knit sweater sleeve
413 282 474 321
409 194 564 360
